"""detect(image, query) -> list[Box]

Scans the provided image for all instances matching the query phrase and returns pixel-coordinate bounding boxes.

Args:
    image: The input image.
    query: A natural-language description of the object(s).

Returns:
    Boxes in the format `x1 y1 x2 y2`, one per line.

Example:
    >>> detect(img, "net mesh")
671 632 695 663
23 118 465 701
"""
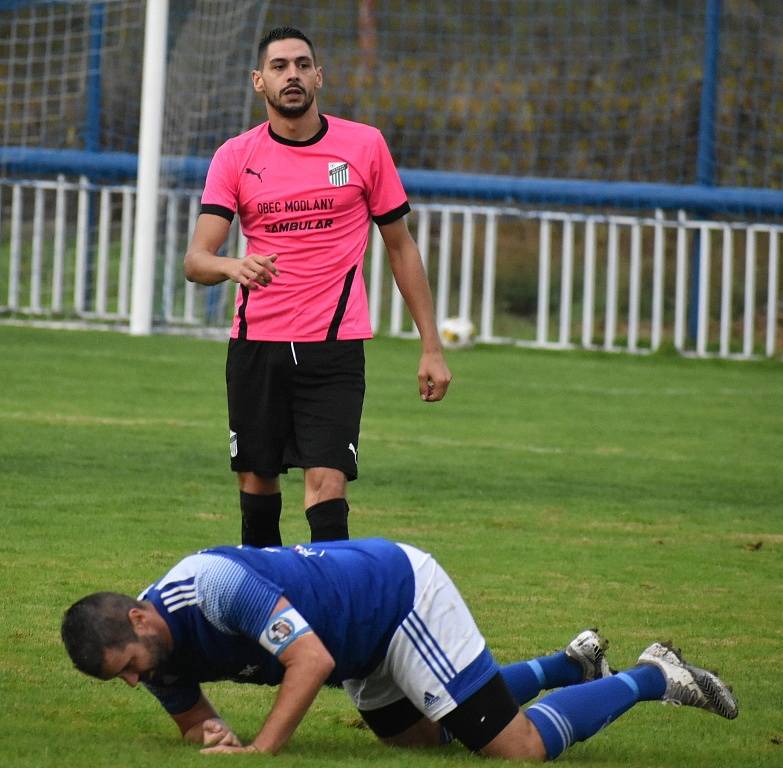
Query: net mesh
0 0 782 190
160 0 264 167
0 0 143 151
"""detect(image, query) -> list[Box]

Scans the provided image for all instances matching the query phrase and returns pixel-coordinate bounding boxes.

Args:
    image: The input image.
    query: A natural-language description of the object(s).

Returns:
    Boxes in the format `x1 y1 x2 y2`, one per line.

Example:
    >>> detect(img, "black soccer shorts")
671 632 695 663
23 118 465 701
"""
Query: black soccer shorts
359 672 518 752
226 338 365 479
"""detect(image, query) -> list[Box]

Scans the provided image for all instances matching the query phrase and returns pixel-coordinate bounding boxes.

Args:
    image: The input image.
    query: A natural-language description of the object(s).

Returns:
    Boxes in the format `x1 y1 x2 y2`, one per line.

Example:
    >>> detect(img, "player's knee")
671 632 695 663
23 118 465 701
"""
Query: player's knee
379 719 442 749
304 467 346 503
237 471 279 494
477 713 547 761
441 675 547 761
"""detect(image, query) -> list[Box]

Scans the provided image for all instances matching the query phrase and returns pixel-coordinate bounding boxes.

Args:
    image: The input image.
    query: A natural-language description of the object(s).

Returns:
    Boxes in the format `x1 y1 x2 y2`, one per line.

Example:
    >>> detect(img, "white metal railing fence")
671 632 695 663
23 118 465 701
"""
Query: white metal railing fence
1 177 780 359
0 175 240 334
371 204 782 359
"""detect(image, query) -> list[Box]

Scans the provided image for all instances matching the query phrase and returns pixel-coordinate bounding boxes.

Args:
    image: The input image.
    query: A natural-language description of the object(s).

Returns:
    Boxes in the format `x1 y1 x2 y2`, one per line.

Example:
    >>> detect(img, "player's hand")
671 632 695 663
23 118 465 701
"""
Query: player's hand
200 718 242 748
418 351 452 402
234 253 279 289
201 743 260 755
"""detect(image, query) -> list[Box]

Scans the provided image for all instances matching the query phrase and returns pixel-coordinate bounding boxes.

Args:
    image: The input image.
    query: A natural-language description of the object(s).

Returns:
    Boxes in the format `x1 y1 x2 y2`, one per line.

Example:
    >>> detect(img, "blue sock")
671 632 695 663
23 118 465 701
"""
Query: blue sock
500 651 583 704
616 664 666 701
525 666 665 759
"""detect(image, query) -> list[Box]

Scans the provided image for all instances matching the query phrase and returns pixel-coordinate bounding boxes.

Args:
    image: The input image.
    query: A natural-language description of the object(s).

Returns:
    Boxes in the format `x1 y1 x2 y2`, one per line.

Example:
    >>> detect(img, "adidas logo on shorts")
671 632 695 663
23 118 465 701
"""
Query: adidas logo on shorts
424 691 441 709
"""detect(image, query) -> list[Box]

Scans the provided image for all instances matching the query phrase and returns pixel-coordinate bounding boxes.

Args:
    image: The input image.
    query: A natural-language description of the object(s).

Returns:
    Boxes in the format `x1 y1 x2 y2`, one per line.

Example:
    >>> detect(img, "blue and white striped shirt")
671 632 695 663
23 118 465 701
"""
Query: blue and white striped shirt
140 538 415 714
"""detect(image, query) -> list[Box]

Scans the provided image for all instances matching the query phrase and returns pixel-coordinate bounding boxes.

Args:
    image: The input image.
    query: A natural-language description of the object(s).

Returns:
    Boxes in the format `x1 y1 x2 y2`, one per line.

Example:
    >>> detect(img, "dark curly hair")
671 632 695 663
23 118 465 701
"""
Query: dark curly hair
61 592 142 678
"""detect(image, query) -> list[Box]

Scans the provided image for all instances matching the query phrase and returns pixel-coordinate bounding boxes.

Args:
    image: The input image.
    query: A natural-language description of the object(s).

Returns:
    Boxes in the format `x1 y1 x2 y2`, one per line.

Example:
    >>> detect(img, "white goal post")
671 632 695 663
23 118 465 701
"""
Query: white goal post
129 0 168 336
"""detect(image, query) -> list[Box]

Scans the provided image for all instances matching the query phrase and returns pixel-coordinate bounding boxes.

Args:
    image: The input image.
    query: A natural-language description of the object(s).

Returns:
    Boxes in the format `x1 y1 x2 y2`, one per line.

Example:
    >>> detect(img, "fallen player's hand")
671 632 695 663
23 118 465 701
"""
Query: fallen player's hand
201 718 241 748
201 744 259 755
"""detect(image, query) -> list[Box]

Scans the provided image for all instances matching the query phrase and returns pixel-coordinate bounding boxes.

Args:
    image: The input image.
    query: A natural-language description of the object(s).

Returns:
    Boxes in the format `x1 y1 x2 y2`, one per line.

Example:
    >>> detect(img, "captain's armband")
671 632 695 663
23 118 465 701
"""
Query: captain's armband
259 607 311 656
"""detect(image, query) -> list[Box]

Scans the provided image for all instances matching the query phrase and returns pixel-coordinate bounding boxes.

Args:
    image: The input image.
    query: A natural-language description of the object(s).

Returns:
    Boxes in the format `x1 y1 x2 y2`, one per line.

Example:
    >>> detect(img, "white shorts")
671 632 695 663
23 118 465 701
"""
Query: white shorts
342 543 498 721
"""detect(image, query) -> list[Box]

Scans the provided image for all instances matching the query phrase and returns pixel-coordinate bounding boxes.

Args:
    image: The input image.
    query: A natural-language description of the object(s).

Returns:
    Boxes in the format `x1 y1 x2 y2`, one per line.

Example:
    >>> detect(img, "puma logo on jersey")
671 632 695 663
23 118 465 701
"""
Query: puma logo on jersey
244 167 266 181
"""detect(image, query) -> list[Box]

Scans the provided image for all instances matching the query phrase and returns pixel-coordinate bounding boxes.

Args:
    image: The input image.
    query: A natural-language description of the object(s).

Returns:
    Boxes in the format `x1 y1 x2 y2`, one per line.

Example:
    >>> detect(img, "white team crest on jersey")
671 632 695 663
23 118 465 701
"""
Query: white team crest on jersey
328 161 349 187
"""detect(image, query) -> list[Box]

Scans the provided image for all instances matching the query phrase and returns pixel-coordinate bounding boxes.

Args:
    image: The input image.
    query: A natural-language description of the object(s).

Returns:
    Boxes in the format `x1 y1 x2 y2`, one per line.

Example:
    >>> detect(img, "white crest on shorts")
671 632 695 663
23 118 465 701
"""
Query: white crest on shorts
229 430 238 458
328 161 349 187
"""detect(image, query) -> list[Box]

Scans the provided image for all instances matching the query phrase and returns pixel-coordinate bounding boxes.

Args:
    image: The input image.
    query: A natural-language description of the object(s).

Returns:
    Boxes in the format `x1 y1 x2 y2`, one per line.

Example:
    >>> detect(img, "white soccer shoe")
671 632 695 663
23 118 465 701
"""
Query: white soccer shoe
637 642 739 719
565 628 613 681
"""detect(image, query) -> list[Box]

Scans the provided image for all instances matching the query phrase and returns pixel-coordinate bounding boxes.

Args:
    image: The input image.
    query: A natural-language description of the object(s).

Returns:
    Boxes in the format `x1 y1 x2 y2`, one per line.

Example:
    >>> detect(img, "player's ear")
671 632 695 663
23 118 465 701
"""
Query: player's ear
315 66 323 89
251 70 265 95
127 606 149 633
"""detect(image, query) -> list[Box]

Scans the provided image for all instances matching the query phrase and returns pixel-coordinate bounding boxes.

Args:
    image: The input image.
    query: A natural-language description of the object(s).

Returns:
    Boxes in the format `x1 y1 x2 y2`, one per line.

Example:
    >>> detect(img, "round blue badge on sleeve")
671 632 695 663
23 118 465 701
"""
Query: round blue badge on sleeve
267 617 295 645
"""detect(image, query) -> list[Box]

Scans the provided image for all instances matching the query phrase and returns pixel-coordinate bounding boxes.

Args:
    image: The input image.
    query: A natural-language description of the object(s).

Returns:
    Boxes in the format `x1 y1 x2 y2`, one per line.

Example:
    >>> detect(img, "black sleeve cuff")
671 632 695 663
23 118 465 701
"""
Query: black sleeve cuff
372 201 411 226
200 203 235 222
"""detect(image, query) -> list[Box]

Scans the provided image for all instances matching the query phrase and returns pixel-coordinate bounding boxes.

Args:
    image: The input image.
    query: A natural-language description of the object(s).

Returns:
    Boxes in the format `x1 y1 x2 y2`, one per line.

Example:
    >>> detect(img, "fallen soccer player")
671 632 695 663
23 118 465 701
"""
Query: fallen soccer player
62 539 738 759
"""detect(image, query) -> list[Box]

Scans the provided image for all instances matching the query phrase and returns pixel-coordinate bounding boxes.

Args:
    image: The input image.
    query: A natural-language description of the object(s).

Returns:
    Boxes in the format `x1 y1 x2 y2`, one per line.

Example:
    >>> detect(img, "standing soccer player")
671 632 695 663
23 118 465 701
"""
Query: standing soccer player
184 27 451 546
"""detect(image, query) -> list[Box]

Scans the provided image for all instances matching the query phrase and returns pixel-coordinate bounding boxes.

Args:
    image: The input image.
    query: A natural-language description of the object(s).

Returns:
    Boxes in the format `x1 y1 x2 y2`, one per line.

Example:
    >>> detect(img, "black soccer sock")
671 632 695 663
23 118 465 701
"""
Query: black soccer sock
306 498 349 542
240 491 282 547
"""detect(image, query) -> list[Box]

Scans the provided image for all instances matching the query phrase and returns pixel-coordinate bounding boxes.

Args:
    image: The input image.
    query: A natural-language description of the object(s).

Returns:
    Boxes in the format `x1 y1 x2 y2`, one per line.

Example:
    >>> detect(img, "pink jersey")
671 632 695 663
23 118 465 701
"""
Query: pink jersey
201 115 410 341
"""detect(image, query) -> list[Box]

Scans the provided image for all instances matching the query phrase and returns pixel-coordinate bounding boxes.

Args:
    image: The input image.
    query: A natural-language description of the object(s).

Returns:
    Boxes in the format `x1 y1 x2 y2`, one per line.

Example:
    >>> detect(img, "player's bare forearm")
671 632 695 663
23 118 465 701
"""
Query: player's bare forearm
183 212 233 285
184 212 280 289
185 249 280 290
389 266 453 400
382 225 440 348
171 693 238 745
393 261 441 350
183 247 236 285
381 221 452 401
249 634 335 754
200 632 335 756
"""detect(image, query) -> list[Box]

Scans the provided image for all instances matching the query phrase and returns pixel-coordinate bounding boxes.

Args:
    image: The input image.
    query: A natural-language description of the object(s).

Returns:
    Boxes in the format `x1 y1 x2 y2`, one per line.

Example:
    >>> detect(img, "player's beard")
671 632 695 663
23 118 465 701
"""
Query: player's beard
268 85 315 118
138 633 172 685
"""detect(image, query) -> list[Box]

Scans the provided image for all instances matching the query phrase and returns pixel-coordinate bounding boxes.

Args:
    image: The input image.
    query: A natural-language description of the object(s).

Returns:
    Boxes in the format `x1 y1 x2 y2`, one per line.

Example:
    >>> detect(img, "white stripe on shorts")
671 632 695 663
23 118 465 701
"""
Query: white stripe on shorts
343 542 488 721
400 610 459 686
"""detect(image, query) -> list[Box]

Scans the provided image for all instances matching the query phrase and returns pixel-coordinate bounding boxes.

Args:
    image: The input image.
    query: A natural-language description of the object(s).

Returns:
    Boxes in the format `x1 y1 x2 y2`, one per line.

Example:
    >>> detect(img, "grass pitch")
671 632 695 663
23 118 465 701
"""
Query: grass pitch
1 325 781 768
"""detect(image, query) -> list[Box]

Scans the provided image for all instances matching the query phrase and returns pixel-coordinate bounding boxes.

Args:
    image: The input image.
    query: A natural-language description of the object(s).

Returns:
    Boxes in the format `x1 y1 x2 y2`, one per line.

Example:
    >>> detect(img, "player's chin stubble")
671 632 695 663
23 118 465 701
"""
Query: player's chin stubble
269 90 314 118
